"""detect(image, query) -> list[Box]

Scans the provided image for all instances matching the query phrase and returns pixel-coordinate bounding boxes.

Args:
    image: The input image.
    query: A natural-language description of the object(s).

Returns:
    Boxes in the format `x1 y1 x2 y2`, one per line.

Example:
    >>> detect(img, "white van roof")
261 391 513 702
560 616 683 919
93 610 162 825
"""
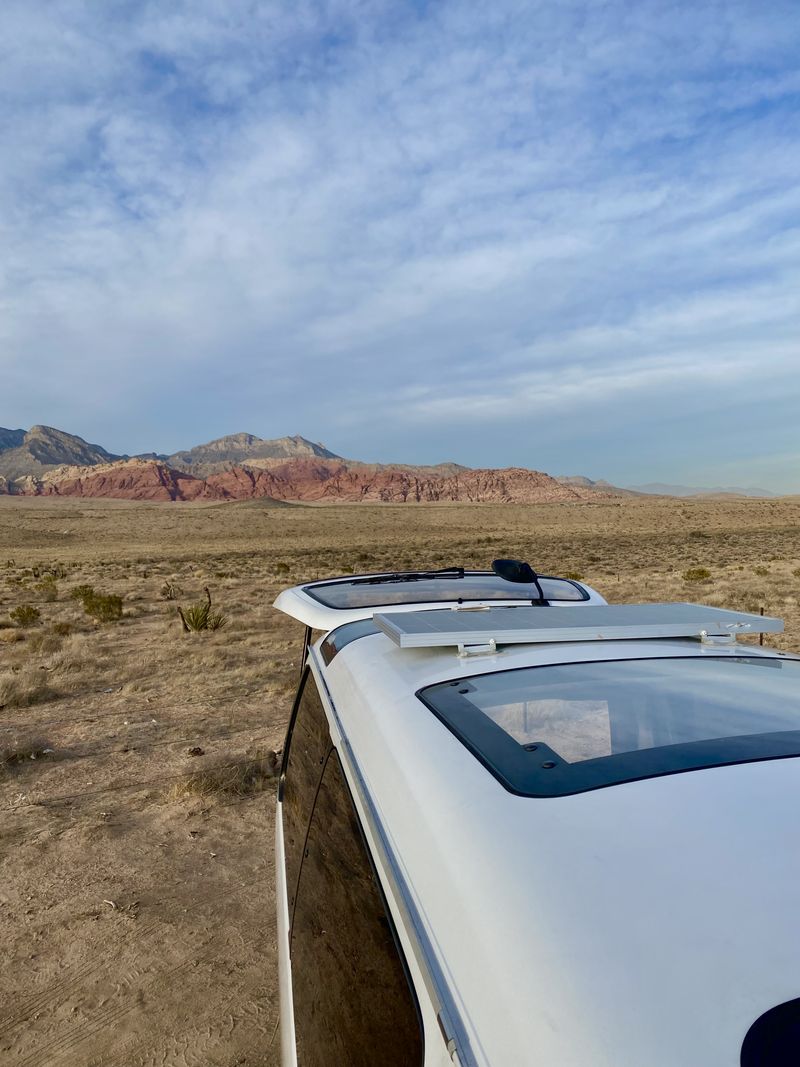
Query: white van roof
288 595 800 1066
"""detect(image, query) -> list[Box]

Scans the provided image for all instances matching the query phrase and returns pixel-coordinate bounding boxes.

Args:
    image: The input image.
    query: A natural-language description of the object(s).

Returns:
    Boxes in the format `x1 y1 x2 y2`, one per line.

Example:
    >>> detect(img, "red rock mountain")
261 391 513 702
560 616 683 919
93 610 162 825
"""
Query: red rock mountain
2 457 605 503
0 426 623 503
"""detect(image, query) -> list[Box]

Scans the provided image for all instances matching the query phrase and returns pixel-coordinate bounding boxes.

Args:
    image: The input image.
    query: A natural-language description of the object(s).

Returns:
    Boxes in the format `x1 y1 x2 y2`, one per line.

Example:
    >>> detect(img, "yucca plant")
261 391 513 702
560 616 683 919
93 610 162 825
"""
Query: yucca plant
177 587 227 633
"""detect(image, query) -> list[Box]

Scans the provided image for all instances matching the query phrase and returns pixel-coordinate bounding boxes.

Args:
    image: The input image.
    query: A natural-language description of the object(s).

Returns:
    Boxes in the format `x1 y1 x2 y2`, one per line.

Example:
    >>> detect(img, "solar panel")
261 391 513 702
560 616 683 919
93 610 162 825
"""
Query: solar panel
373 602 784 649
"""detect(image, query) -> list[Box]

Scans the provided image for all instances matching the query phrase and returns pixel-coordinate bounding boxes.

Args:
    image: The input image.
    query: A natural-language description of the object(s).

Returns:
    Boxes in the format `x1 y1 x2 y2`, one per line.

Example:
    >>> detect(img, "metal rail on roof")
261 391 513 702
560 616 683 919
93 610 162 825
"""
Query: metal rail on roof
373 603 784 650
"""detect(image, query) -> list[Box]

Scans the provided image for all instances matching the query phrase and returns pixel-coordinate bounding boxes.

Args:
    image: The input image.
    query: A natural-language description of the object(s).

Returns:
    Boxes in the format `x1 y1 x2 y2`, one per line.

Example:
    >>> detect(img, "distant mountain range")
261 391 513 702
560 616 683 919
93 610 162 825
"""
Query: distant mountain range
167 432 340 476
0 424 119 481
556 475 641 496
0 425 599 503
0 425 783 502
626 482 776 498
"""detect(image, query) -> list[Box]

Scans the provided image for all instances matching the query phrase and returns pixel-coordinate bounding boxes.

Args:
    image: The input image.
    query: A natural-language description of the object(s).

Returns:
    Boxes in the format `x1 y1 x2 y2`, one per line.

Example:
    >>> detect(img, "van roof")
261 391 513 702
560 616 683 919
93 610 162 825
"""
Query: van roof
299 604 800 1065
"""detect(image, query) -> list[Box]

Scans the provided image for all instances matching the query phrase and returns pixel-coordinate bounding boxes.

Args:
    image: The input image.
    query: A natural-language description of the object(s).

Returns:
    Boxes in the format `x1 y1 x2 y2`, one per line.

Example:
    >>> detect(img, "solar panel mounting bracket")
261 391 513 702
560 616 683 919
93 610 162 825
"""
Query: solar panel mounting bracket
457 638 497 658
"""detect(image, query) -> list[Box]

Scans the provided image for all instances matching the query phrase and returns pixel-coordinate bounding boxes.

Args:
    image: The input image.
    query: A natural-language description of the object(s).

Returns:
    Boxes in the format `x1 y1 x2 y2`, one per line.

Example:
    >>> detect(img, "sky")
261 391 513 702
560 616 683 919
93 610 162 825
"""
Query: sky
2 1 799 490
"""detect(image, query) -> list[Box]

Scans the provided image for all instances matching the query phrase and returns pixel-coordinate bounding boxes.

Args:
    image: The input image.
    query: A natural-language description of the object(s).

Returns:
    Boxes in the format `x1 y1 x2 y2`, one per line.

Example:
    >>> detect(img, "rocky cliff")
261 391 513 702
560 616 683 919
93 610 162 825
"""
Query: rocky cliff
3 457 602 503
0 424 629 503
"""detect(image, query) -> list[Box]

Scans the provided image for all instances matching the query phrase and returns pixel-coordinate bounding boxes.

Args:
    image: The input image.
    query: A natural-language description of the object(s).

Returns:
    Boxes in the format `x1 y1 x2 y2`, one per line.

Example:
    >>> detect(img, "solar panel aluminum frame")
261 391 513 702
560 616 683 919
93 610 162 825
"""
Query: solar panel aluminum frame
374 603 784 650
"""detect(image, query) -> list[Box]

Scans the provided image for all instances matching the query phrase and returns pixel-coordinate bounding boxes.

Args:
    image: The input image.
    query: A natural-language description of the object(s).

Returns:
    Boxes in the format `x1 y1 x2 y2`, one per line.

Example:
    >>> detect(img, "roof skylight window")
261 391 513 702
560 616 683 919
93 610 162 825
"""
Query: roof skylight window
420 656 800 796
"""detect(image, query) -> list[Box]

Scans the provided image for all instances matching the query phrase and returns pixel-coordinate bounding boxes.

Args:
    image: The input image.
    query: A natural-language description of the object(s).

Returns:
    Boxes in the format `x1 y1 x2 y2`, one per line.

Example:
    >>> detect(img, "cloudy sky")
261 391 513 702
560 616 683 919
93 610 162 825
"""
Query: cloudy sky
3 1 799 489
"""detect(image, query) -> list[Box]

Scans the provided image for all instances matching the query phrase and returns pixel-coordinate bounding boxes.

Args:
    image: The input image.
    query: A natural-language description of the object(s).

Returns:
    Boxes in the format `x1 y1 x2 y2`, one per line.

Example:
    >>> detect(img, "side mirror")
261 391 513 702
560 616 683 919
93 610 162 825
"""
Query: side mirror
492 559 536 584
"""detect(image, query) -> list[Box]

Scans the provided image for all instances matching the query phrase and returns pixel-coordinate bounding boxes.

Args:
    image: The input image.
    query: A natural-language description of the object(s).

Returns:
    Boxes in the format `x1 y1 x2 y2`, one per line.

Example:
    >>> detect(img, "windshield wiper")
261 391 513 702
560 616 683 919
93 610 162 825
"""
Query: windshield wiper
350 567 466 586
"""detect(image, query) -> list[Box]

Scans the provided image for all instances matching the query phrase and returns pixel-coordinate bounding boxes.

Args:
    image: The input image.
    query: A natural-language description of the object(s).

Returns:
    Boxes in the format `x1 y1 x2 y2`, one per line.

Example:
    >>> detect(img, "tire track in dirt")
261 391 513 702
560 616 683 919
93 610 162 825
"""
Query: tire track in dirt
7 873 267 1067
92 974 274 1067
0 873 264 1039
13 939 225 1067
20 870 274 1067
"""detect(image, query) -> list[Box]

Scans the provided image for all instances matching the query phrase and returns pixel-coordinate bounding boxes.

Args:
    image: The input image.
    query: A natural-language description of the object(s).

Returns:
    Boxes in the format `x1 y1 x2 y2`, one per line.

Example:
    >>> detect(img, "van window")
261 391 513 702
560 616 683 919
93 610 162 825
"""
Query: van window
420 655 800 796
304 570 588 608
290 749 424 1066
280 670 331 919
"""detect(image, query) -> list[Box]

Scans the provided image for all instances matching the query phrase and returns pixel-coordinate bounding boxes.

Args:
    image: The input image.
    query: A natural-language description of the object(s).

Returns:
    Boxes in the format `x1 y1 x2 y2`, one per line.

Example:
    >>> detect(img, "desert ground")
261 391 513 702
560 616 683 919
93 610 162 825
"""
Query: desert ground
1 494 800 1066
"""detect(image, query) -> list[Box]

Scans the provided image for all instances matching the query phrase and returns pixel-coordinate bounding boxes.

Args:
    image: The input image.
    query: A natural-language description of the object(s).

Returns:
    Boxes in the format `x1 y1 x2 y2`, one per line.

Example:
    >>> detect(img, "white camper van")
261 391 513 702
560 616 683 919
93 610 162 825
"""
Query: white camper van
274 563 800 1067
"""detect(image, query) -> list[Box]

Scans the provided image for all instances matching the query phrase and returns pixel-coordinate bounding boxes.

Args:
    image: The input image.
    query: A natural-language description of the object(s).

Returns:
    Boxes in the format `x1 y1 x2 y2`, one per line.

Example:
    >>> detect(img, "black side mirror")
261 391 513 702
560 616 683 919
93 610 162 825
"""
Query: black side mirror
491 559 548 604
492 559 536 584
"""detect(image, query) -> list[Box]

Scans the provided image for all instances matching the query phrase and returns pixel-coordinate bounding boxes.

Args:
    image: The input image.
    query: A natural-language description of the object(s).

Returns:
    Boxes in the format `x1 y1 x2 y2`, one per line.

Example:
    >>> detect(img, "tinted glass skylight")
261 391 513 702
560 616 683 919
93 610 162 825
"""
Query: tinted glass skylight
303 572 587 608
420 656 800 796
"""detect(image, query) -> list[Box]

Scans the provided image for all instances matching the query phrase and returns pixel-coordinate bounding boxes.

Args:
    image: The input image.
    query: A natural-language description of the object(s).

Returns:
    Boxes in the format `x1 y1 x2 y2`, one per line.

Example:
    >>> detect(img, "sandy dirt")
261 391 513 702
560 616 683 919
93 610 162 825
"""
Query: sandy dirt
1 494 799 1065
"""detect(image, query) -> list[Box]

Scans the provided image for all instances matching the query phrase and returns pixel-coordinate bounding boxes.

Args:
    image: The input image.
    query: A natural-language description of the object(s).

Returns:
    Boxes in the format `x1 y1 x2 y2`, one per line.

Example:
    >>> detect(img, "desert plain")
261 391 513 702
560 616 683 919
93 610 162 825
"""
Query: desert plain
1 493 800 1066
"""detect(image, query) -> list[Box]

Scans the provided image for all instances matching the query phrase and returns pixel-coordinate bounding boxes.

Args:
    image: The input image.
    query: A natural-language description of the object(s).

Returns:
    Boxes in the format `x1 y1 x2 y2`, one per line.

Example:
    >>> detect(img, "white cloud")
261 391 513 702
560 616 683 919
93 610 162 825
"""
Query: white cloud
1 0 798 486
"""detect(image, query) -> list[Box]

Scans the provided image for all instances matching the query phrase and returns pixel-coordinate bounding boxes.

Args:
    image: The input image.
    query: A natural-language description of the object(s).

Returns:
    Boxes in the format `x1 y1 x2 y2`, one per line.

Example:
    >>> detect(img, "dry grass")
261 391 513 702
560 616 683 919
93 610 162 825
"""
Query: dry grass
0 493 799 1065
0 734 56 777
165 748 280 800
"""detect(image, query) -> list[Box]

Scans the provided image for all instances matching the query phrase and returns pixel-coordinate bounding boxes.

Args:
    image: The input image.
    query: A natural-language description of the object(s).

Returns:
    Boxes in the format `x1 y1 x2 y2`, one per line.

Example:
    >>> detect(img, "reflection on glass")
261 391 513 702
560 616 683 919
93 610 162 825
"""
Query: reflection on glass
291 751 423 1067
459 657 800 763
305 573 586 608
282 672 331 918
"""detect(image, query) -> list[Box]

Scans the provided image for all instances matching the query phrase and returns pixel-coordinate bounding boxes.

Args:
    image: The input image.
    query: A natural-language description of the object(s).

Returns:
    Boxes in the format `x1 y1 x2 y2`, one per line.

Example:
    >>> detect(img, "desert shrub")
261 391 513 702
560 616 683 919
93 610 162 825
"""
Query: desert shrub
177 588 227 633
160 580 182 601
753 565 769 577
83 592 123 622
682 567 711 583
34 576 58 602
10 604 40 627
70 584 95 602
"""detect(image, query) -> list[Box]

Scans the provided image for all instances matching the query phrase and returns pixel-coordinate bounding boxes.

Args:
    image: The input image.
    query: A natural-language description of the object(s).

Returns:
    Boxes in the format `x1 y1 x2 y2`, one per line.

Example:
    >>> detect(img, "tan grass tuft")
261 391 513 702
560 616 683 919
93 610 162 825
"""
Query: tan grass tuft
165 748 280 801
